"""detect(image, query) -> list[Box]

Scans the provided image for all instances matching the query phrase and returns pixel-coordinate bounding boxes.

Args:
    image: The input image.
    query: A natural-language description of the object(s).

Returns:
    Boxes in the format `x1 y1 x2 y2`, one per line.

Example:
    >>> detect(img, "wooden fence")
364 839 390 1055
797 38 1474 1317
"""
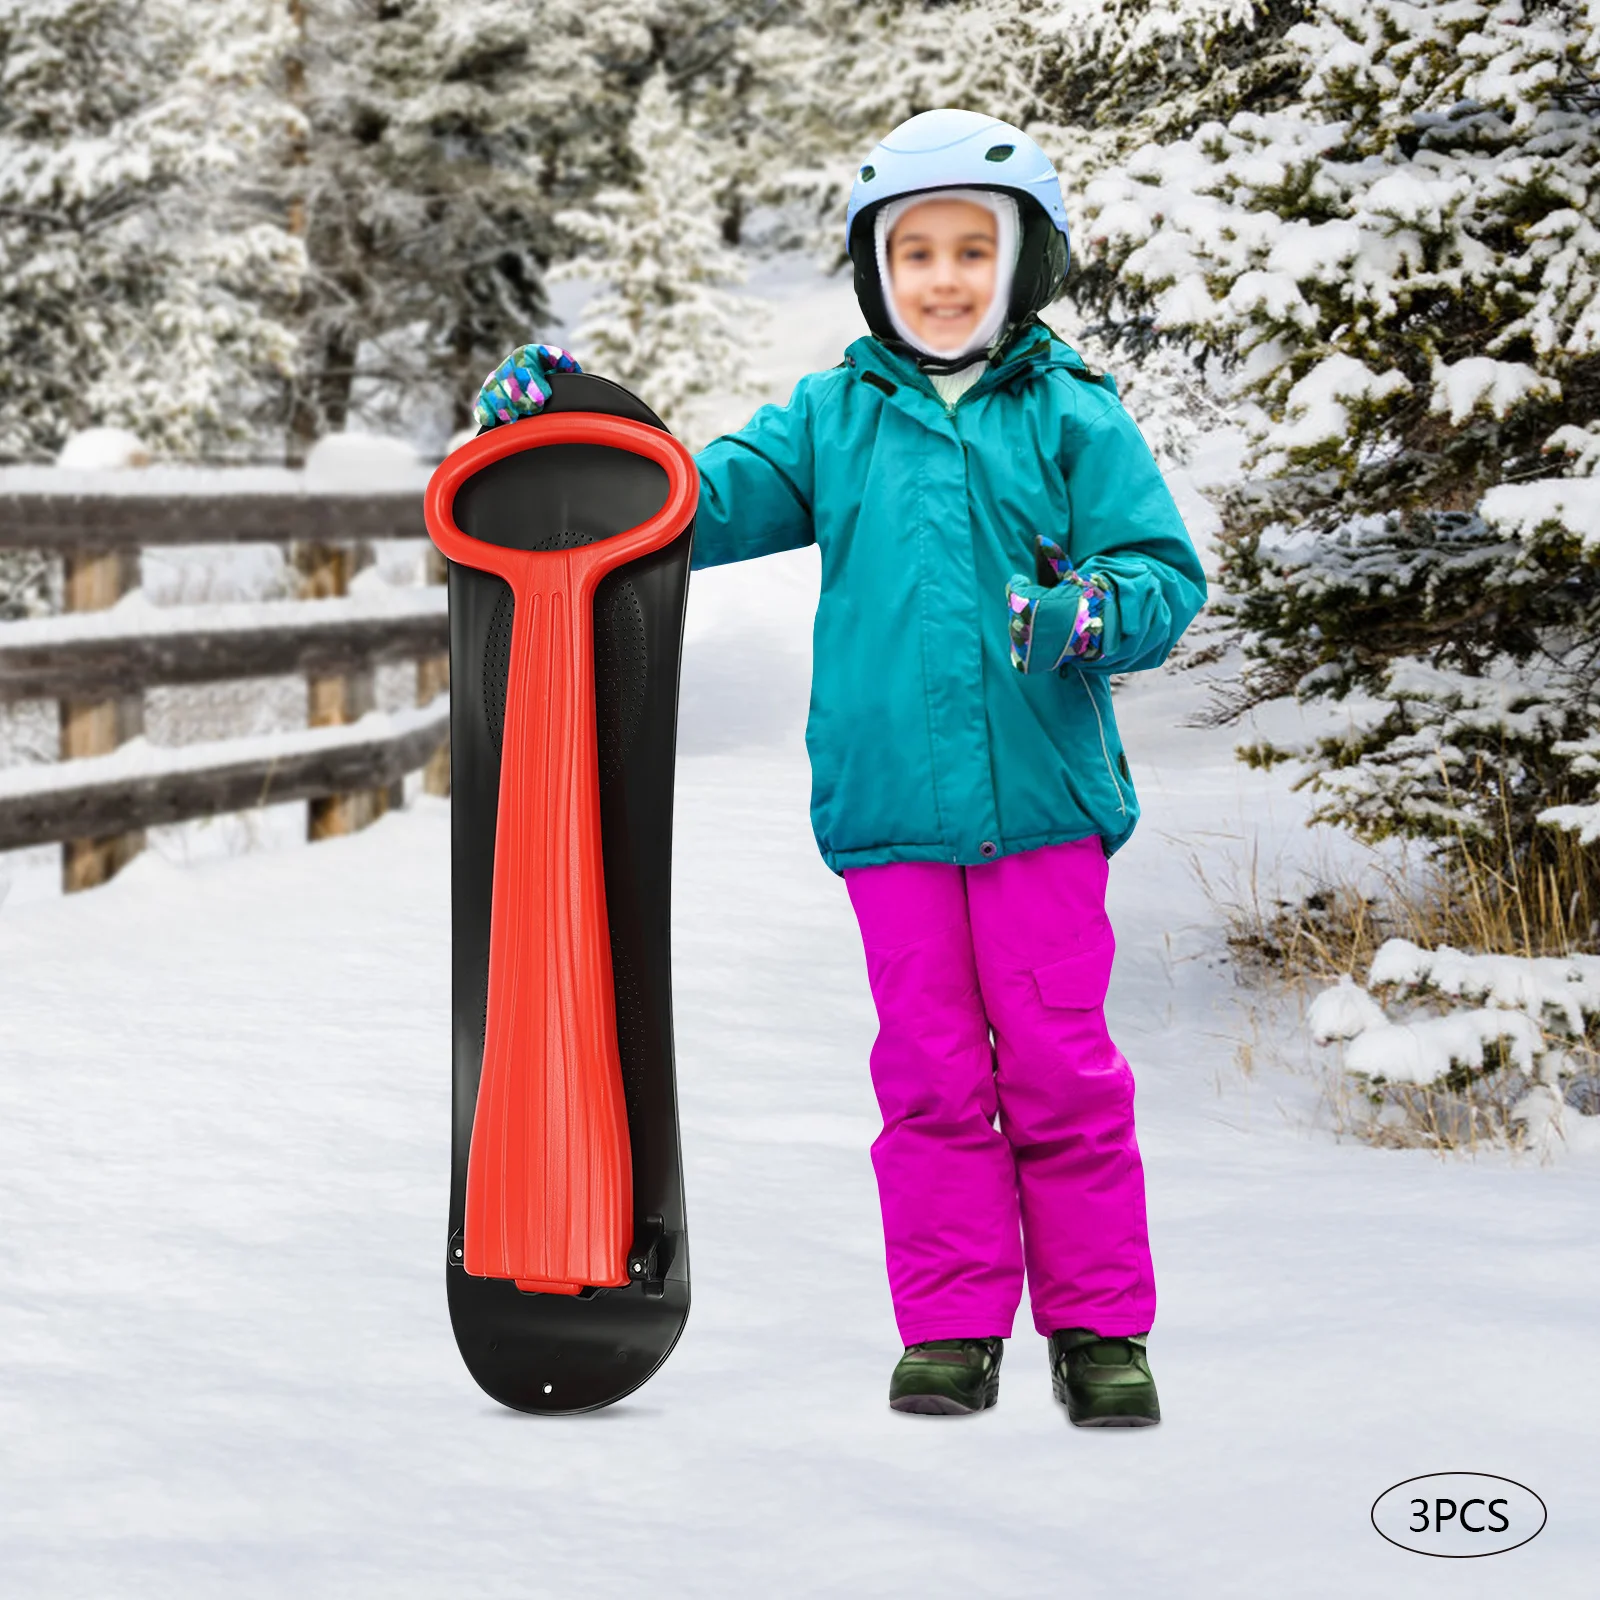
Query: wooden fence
0 468 449 890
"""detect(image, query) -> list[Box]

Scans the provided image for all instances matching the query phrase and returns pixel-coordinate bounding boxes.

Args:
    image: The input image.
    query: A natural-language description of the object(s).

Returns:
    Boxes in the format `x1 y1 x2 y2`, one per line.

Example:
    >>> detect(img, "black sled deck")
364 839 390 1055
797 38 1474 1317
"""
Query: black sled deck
435 373 693 1413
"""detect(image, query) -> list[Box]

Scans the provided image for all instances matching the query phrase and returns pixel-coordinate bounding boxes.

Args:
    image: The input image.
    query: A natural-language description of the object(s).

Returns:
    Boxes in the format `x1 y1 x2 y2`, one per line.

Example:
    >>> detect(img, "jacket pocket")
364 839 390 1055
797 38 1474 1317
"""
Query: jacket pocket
1031 938 1114 1011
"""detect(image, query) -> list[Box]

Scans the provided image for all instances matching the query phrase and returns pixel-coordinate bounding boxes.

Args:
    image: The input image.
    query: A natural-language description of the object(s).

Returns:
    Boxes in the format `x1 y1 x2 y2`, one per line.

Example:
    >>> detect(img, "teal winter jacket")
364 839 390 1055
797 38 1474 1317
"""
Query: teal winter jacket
691 326 1207 874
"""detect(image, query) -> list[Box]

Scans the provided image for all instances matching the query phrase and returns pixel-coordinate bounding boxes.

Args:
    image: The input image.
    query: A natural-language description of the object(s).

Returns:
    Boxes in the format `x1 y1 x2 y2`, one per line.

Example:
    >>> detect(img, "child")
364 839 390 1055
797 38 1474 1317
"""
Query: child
474 109 1207 1425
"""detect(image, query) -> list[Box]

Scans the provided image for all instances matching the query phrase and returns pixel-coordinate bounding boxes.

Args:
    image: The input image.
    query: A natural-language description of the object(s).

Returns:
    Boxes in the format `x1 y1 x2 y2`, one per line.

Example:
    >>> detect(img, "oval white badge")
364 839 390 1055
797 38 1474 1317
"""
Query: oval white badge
1371 1473 1546 1558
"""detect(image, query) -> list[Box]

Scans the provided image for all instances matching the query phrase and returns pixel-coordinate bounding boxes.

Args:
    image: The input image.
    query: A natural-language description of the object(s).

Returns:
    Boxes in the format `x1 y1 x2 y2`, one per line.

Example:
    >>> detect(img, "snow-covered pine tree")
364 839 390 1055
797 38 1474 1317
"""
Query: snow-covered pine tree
729 0 1038 258
572 1 791 247
278 0 612 452
552 71 760 448
1075 0 1600 911
0 0 302 460
1011 3 1317 467
1027 2 1315 332
1026 2 1311 145
278 0 802 451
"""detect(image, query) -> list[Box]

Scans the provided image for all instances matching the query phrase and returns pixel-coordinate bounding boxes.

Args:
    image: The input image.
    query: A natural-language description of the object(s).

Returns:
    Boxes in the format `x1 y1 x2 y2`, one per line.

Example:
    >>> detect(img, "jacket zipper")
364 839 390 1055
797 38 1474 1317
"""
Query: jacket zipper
893 336 1050 416
1074 667 1129 818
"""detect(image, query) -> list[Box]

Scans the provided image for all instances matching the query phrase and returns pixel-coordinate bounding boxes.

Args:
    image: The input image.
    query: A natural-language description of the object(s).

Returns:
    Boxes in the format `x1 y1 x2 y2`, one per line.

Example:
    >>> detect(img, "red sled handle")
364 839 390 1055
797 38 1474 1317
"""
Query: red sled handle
425 415 698 1293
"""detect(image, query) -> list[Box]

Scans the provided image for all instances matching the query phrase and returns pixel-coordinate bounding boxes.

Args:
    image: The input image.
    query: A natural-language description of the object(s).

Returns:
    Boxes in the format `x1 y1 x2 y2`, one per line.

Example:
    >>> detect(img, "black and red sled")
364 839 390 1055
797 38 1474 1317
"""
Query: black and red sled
423 374 697 1413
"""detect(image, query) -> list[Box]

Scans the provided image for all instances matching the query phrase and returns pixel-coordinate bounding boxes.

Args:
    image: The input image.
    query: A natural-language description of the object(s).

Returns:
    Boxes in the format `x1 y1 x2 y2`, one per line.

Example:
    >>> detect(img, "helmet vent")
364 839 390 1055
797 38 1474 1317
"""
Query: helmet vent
984 144 1015 162
860 164 876 181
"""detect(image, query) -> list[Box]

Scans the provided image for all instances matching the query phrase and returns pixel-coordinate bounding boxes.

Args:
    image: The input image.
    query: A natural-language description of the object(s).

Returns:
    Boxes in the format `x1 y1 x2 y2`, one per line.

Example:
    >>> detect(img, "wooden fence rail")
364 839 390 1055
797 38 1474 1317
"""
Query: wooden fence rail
0 469 447 889
0 482 426 549
0 701 449 854
0 592 447 702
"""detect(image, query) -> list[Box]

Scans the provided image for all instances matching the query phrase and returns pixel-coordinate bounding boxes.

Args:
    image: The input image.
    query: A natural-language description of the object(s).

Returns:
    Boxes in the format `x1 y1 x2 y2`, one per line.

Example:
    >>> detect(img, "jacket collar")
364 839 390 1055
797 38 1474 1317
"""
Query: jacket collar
843 324 1083 418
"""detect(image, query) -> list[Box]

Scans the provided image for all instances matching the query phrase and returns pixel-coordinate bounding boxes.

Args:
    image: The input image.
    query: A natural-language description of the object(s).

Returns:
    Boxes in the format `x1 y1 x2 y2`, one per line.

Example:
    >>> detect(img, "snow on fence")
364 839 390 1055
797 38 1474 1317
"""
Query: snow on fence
0 462 448 890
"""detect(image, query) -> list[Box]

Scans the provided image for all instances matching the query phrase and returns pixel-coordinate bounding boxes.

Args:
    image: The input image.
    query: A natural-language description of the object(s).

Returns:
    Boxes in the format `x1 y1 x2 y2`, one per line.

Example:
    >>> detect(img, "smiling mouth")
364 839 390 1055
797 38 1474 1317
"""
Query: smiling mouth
924 307 974 319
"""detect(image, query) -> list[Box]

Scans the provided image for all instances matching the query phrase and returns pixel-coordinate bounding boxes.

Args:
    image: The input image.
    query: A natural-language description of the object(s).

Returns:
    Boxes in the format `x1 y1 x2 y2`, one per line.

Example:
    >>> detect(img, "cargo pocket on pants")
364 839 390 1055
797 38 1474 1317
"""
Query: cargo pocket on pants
1027 937 1128 1115
1030 937 1114 1012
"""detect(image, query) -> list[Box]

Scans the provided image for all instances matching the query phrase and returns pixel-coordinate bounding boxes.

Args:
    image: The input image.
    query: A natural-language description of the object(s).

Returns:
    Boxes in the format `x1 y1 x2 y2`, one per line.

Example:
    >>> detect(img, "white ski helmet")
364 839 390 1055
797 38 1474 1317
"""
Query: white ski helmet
846 109 1071 368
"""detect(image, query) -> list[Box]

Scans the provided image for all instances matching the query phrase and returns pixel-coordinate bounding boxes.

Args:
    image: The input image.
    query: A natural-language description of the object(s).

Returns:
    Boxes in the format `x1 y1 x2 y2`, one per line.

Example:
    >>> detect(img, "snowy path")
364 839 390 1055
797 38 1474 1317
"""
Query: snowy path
2 542 1596 1597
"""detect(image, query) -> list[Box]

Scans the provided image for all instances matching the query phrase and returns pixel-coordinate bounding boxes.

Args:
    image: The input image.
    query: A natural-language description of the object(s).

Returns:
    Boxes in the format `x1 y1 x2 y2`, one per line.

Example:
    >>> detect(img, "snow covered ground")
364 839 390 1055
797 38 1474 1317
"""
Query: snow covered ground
2 264 1596 1595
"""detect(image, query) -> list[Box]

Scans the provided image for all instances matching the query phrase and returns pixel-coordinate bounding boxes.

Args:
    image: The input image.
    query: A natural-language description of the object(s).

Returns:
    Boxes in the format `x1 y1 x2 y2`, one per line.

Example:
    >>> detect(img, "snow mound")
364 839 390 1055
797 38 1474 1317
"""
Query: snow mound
1307 975 1387 1043
1309 939 1600 1090
1344 1007 1544 1085
1369 938 1600 1037
303 430 428 493
55 427 151 470
1512 1084 1600 1158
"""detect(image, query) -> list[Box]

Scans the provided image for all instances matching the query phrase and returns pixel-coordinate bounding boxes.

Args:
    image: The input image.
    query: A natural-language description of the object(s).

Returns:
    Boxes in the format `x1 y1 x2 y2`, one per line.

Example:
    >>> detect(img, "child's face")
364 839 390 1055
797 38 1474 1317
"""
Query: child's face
887 199 999 352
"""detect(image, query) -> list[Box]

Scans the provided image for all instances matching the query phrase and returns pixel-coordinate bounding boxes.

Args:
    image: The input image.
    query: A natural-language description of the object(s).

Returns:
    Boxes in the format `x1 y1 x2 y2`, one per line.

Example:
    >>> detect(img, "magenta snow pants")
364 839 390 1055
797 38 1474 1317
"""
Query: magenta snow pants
844 837 1155 1344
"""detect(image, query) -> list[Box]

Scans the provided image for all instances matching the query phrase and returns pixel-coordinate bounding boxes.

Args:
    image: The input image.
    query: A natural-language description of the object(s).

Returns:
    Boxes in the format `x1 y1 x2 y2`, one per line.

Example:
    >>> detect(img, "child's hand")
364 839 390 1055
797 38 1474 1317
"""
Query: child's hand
1006 535 1108 672
472 344 583 431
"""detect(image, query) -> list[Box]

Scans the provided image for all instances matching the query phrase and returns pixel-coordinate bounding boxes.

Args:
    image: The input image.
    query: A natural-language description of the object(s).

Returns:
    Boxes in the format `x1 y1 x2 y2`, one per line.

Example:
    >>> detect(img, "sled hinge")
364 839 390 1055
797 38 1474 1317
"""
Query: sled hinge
627 1215 670 1298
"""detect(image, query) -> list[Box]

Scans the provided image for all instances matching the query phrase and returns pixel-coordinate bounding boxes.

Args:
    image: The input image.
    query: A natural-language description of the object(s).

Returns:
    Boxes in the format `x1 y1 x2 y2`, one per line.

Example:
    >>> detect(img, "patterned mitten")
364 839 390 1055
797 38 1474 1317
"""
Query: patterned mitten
1006 535 1109 672
473 343 583 431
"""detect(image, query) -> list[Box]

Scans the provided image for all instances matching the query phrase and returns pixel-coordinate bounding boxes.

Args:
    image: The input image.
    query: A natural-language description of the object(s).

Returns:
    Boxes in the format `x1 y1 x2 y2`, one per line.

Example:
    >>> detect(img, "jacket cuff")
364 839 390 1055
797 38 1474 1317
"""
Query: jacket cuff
1038 574 1109 668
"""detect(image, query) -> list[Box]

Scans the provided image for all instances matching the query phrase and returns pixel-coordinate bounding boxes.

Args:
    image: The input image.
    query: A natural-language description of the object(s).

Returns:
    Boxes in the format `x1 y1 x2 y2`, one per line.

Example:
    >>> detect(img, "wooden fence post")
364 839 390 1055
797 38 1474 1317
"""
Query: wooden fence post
419 543 450 796
297 539 388 839
60 546 143 891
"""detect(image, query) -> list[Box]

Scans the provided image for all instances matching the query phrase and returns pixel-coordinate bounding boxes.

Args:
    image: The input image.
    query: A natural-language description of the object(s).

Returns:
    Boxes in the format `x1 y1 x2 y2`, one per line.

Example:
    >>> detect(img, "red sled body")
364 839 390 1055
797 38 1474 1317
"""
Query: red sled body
424 374 696 1412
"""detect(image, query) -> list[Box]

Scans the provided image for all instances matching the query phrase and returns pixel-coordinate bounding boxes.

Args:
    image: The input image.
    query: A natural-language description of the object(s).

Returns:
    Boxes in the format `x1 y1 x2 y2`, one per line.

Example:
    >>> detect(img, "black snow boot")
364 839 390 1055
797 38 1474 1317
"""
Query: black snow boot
889 1337 1003 1415
1048 1328 1161 1427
